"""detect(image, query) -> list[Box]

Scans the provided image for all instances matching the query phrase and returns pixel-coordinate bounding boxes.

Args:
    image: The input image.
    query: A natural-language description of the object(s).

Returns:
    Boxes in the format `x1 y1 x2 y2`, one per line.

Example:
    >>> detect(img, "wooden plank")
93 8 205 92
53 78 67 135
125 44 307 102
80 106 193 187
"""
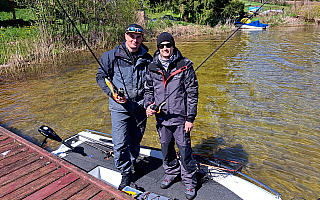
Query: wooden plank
0 149 34 167
90 191 114 200
0 127 132 200
44 179 90 200
0 138 13 147
1 167 69 199
68 184 101 200
0 158 50 187
0 163 58 196
0 145 28 161
0 153 41 177
24 173 79 200
0 141 20 154
0 135 9 141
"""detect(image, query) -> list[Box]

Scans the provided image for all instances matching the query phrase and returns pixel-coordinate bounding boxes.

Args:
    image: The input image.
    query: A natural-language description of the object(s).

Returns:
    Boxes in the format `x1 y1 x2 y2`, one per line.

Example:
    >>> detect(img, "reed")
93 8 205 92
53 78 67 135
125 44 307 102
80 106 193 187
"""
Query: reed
1 0 140 78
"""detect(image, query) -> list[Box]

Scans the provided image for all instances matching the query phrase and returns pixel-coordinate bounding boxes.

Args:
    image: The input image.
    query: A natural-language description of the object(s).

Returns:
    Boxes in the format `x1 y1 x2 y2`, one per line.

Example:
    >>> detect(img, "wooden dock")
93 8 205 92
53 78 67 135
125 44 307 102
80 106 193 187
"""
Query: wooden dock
0 126 132 200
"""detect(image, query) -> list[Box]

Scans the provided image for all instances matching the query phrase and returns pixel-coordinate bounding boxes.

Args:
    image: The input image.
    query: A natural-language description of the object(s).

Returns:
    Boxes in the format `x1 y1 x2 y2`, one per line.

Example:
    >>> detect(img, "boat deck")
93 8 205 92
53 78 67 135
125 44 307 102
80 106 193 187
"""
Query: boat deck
59 133 242 200
0 126 132 200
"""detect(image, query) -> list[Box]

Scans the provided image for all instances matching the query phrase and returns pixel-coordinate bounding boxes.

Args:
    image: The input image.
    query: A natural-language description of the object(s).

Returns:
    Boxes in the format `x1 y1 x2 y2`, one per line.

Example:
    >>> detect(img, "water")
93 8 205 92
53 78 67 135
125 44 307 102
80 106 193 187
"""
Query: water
1 26 319 200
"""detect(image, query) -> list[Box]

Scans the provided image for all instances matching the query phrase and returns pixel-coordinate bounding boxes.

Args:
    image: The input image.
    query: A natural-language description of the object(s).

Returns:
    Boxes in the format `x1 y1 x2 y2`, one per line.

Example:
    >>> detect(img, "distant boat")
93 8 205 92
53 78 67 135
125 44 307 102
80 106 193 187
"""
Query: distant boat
235 18 269 30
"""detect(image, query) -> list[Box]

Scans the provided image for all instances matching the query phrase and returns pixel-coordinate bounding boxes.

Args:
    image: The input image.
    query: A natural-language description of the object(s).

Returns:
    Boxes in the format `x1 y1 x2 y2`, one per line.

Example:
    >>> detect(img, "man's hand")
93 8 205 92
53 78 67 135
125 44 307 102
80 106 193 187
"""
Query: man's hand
185 121 193 133
146 104 157 117
113 94 126 104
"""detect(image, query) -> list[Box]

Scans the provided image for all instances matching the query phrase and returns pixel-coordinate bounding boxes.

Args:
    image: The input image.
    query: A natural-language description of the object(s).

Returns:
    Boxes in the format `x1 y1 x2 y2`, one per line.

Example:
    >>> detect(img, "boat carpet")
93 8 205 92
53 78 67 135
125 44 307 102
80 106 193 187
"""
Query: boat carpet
61 136 242 200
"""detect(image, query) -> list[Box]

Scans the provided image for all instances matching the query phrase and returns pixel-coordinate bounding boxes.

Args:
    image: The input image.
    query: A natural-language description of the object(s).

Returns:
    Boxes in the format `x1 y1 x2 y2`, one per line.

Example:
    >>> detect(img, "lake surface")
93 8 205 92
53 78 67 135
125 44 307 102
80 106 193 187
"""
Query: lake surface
1 25 319 200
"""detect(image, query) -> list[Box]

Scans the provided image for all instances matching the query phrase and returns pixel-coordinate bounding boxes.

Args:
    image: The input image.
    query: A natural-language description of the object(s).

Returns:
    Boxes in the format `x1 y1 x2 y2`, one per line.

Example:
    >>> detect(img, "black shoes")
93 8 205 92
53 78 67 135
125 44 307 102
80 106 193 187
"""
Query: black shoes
185 188 196 200
132 160 145 174
118 172 132 190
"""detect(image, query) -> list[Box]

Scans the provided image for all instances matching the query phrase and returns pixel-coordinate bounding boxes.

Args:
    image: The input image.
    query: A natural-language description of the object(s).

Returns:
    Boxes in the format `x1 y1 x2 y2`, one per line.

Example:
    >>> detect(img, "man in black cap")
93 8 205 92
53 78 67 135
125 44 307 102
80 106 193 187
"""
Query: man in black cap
96 24 152 190
144 32 199 200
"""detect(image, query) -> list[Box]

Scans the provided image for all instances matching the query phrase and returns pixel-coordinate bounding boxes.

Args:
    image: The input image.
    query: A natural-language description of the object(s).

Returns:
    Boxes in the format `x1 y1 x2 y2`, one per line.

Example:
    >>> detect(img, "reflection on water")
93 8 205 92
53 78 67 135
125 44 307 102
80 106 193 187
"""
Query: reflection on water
1 26 319 199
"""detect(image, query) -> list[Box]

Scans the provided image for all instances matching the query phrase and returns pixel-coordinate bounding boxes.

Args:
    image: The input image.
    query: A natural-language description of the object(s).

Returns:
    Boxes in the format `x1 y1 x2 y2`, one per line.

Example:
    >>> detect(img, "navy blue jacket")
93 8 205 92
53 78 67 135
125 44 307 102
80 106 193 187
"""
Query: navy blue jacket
97 41 152 112
144 48 199 125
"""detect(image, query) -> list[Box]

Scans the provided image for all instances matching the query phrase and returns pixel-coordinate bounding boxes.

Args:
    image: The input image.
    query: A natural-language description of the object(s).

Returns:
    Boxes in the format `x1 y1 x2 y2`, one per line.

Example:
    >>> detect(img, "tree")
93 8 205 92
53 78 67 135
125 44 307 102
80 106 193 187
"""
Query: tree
7 1 16 19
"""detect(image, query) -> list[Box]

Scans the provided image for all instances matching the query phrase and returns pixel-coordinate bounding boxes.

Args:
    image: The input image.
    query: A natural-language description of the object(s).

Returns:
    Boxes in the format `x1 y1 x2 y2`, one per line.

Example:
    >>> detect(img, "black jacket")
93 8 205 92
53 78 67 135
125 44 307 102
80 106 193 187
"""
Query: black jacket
144 48 198 125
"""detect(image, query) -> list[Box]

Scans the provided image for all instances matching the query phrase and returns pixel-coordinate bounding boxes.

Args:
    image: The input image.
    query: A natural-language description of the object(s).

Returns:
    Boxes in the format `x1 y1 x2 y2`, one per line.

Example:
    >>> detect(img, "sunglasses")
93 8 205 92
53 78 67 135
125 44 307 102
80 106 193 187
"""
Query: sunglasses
126 27 143 34
158 43 173 49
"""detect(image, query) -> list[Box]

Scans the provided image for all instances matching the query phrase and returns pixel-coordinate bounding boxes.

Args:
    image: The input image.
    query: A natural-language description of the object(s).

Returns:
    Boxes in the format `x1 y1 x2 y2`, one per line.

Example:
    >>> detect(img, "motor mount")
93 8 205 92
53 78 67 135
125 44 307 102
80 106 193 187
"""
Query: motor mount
38 125 62 142
38 125 74 150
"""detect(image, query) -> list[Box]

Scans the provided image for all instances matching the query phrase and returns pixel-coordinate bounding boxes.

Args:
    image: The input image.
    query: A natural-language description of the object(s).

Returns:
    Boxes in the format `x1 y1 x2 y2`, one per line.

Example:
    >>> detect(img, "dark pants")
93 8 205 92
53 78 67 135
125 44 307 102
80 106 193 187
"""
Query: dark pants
157 124 197 189
111 111 146 175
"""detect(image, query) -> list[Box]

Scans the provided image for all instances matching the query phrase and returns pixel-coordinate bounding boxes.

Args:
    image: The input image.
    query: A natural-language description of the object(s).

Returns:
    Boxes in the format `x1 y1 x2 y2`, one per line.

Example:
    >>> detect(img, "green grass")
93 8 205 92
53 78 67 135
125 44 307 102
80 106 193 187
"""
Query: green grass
0 7 39 65
0 25 39 65
242 0 292 13
0 8 37 21
146 10 181 21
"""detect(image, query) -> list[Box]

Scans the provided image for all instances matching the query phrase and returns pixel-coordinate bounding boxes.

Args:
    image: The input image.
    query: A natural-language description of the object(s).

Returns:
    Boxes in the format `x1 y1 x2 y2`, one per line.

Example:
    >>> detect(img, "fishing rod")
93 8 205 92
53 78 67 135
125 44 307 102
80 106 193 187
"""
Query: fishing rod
137 0 269 127
55 0 142 128
194 154 281 198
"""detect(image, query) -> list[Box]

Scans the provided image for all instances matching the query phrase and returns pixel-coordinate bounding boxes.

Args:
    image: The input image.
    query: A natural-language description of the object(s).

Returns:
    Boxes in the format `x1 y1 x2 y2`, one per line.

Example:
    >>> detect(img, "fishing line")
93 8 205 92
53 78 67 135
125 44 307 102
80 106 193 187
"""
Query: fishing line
137 0 269 127
55 0 142 128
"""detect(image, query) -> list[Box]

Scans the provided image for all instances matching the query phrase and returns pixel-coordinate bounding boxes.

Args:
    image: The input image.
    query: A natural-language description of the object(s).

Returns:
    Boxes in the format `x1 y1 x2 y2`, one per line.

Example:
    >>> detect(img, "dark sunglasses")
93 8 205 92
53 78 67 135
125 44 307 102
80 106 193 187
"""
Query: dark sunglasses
158 43 173 49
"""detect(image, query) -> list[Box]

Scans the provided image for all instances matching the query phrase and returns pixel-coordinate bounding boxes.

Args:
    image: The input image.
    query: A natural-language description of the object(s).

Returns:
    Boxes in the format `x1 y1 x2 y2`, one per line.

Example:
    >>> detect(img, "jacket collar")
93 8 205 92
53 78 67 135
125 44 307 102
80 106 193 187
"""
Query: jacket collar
150 48 183 71
115 41 149 60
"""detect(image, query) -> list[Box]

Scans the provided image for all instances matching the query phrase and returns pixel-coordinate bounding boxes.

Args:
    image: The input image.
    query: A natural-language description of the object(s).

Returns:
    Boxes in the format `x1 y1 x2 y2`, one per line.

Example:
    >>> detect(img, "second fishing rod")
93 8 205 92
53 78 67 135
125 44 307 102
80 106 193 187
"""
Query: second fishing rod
55 0 142 128
137 0 269 127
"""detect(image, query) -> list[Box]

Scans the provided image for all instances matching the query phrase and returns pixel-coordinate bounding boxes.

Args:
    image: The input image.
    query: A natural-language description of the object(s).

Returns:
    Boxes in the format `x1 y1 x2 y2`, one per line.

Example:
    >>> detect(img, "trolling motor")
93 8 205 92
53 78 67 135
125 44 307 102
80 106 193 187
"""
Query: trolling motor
38 125 74 150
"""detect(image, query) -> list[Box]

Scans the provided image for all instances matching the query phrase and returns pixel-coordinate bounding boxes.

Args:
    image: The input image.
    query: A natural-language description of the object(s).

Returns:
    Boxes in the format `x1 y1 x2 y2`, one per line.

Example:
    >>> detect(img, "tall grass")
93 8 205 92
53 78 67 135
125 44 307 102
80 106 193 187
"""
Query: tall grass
1 25 40 63
1 0 140 78
145 19 236 40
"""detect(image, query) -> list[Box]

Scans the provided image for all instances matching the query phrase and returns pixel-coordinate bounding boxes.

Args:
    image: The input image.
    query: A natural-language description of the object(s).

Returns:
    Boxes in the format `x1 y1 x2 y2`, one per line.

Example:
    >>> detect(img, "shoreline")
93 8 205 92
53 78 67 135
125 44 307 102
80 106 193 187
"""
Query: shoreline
0 17 312 74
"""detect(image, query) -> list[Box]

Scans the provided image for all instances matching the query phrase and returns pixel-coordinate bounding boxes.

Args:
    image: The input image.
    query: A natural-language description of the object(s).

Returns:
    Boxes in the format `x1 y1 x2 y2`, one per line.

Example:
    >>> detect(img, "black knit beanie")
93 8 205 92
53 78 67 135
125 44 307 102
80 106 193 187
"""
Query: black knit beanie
157 32 175 47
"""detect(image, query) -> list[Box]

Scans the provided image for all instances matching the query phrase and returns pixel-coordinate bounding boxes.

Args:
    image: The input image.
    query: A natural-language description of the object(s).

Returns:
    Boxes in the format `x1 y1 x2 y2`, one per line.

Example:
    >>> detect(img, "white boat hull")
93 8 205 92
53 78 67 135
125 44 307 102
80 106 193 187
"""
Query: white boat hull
52 130 281 200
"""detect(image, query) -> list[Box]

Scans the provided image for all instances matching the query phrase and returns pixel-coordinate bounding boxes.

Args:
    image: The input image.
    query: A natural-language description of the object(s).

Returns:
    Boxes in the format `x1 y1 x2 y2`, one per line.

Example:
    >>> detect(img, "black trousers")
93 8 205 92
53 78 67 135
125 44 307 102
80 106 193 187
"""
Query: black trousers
157 124 197 189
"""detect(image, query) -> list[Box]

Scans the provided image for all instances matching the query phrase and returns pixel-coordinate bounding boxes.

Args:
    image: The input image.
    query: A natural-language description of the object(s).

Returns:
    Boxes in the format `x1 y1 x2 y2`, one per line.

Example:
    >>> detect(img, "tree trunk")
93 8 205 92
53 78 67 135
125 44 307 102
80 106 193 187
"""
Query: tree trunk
6 0 16 20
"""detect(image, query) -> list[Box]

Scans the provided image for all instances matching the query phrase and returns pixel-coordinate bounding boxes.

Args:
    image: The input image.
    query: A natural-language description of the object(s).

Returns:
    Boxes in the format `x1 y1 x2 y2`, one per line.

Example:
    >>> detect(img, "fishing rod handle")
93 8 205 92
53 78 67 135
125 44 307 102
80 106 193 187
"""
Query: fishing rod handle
136 104 156 127
137 117 147 128
136 101 166 127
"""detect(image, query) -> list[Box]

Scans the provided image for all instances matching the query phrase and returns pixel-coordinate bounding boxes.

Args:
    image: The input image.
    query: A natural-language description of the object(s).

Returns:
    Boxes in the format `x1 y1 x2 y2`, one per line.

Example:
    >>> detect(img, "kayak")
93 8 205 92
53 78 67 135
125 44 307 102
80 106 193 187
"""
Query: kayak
39 126 281 200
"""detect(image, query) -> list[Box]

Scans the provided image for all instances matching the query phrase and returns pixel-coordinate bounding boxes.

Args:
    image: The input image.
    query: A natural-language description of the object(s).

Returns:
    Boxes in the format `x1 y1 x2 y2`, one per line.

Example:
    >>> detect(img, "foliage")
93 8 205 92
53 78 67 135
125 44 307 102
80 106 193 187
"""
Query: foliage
0 0 140 67
145 0 245 25
0 0 12 12
298 3 320 19
223 0 245 18
10 0 140 49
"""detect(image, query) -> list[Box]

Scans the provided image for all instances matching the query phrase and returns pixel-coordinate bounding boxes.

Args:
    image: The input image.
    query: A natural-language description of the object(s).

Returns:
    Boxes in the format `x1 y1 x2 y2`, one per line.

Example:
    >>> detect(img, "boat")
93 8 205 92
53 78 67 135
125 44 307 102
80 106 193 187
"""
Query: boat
38 125 281 200
235 18 269 30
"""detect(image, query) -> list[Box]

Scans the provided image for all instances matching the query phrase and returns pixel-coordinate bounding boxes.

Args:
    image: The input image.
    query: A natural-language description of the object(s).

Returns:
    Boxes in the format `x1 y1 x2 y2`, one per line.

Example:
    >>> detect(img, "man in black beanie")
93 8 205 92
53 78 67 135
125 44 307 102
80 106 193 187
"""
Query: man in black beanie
144 32 199 200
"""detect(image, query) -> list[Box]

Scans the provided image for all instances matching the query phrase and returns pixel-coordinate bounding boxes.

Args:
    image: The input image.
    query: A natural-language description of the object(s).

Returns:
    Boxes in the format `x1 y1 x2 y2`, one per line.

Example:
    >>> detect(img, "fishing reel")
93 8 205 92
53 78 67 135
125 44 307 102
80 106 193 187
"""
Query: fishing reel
117 88 124 97
150 102 166 113
38 125 74 150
